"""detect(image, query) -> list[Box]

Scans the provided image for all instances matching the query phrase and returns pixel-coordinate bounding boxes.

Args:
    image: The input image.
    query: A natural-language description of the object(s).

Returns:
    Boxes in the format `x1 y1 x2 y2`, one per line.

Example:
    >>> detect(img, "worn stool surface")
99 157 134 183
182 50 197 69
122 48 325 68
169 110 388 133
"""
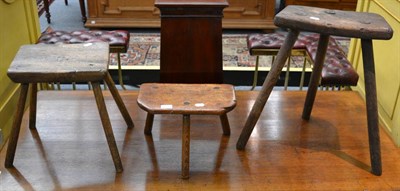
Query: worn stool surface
7 43 109 83
275 5 393 39
137 83 237 115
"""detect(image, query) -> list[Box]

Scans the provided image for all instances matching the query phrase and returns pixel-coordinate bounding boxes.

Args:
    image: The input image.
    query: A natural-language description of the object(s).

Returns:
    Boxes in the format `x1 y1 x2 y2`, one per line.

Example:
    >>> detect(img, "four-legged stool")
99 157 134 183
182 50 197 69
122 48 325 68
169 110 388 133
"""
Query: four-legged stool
5 42 134 172
236 5 393 176
137 83 236 178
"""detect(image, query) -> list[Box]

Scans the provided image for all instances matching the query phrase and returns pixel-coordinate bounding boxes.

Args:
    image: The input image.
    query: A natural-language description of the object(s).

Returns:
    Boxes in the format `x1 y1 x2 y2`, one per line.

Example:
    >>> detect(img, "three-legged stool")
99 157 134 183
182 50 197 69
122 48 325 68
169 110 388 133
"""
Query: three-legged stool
137 83 236 178
5 42 134 172
236 6 393 176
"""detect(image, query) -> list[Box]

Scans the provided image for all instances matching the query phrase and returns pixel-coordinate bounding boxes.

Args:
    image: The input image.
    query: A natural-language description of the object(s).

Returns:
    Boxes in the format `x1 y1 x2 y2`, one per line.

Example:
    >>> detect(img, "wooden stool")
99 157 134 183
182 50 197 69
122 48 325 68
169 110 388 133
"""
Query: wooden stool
236 6 393 176
5 42 134 172
137 83 236 178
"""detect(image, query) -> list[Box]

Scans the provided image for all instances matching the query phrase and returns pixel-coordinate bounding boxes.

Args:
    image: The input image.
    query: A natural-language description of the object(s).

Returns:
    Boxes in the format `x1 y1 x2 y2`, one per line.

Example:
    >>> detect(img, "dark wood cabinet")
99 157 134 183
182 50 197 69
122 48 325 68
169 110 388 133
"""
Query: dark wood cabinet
156 0 228 83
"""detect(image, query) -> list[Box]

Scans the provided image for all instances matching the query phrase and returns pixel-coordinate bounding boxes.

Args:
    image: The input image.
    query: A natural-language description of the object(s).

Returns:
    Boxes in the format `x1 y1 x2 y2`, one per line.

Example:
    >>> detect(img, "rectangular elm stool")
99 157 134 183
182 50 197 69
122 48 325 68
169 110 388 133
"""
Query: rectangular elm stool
137 83 236 178
5 42 134 172
236 5 393 176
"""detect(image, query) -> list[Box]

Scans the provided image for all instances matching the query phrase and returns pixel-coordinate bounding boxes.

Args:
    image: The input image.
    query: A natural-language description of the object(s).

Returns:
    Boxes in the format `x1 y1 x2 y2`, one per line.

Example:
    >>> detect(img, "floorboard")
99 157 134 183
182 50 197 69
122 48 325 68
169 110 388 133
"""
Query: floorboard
1 90 399 190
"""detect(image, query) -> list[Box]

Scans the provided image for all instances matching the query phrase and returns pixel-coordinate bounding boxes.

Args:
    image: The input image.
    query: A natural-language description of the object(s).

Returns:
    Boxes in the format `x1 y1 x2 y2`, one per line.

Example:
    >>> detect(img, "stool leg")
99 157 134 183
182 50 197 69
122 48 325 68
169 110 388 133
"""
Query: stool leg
144 113 154 135
236 30 300 150
104 72 134 128
117 53 127 90
43 0 51 24
251 56 260 90
29 83 38 129
220 114 230 135
92 82 123 172
182 114 190 179
5 84 29 167
361 39 381 176
301 35 330 120
79 0 87 23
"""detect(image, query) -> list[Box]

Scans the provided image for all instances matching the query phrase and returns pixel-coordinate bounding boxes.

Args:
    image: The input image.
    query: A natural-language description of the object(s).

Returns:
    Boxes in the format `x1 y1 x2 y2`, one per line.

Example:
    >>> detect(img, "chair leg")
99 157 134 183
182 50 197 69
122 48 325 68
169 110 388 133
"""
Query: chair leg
117 53 126 90
236 30 300 150
92 82 123 172
29 83 38 129
182 114 190 179
104 72 134 128
301 35 330 120
65 0 68 5
219 114 231 135
79 0 87 23
361 39 381 176
284 53 291 90
43 0 51 24
5 84 29 167
144 113 154 135
251 56 260 90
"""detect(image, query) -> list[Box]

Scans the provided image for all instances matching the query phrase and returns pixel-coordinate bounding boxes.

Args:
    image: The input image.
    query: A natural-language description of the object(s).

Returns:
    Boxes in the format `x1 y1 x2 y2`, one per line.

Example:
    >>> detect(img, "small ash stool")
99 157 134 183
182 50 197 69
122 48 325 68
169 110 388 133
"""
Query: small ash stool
236 5 393 176
137 83 236 178
5 42 134 172
37 30 130 90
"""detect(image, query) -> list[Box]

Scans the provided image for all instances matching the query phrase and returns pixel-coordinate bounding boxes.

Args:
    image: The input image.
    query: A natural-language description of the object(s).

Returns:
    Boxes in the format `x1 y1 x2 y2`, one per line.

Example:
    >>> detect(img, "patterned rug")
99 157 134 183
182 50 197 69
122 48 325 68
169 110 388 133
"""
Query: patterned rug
109 33 349 70
110 33 277 69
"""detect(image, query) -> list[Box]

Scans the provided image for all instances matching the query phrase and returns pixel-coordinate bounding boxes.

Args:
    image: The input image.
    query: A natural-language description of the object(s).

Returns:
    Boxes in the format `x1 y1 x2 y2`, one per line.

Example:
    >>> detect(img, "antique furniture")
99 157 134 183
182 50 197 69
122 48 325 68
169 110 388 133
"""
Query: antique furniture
85 0 276 29
247 32 359 90
137 83 236 178
5 42 134 172
236 6 393 176
155 0 228 83
285 0 357 11
37 30 130 90
40 0 86 23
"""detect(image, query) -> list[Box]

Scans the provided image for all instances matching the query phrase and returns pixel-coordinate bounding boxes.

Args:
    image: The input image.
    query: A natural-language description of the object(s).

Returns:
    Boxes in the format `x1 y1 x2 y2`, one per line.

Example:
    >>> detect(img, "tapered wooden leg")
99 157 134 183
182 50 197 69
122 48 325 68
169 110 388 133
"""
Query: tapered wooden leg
117 53 126 90
220 114 230 135
361 39 381 176
104 72 134 128
29 83 38 129
251 55 260 90
92 82 123 172
78 0 87 23
236 30 300 150
144 113 154 135
5 84 29 167
302 35 330 120
43 0 51 24
182 114 190 179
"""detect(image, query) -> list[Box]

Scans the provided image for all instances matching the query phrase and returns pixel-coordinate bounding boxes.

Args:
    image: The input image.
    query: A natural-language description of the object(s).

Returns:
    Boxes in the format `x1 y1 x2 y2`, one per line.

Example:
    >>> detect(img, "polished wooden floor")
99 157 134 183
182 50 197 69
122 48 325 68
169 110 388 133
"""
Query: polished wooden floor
1 90 400 190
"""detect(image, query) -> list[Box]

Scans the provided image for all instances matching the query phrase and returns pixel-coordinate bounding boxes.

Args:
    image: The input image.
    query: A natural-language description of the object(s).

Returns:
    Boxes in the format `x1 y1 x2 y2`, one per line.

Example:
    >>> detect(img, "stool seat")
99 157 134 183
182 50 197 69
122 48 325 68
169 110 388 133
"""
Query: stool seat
8 43 109 83
275 5 393 39
5 42 134 173
237 5 394 176
37 30 130 53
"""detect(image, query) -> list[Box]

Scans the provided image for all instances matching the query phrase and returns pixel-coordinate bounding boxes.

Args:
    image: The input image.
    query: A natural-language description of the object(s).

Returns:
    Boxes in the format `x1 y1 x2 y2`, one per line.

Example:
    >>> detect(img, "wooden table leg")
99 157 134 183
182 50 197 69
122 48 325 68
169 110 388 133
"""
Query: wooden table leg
361 39 382 176
301 34 330 120
92 82 123 172
79 0 87 23
182 114 190 179
5 84 29 167
104 72 134 128
29 83 38 129
220 113 230 135
236 30 300 150
43 0 51 24
144 113 154 135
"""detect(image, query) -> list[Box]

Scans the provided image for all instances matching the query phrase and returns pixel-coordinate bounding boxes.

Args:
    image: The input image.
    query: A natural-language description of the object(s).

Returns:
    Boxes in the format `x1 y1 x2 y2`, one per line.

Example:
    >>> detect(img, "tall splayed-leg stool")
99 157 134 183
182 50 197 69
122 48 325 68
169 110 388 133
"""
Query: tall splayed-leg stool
5 42 134 172
236 5 393 176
